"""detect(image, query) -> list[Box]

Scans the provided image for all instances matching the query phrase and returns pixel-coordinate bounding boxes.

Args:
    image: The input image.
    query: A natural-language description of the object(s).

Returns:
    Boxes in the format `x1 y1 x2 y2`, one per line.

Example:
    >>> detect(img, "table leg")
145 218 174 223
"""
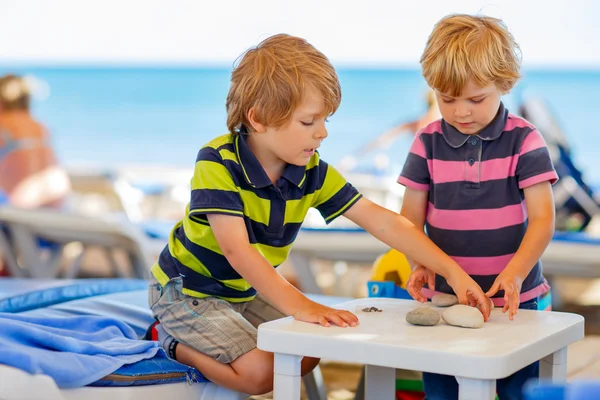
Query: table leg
540 346 568 382
364 365 395 399
456 377 496 400
273 353 302 400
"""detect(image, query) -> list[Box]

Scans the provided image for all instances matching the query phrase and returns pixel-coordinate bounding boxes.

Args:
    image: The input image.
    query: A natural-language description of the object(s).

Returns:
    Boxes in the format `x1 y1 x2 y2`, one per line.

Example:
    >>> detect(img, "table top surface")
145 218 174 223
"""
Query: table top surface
258 298 585 379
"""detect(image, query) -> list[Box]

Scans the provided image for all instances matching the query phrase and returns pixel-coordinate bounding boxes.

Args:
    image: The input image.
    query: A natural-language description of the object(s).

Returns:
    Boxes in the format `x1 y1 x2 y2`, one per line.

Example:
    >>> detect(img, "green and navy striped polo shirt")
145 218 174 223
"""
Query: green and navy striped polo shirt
151 133 362 302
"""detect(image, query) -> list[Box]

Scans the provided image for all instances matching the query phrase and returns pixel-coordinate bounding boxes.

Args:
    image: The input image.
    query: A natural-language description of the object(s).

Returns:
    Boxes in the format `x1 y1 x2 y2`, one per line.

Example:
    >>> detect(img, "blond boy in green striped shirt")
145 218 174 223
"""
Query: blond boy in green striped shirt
147 34 491 395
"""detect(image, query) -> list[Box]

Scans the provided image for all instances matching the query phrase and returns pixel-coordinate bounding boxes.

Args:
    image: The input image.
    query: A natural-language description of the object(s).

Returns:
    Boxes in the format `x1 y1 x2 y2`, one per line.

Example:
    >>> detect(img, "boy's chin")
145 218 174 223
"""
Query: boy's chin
288 159 310 167
455 126 479 135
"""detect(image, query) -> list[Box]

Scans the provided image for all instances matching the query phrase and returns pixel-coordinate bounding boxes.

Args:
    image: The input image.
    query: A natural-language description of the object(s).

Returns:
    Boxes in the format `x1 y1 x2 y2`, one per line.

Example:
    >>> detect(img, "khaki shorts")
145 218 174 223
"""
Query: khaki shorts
148 275 285 364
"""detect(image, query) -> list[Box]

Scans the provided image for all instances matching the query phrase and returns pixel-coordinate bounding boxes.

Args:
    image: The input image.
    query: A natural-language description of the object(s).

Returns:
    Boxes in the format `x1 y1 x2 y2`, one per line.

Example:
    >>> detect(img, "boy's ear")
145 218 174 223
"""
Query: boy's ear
247 108 266 133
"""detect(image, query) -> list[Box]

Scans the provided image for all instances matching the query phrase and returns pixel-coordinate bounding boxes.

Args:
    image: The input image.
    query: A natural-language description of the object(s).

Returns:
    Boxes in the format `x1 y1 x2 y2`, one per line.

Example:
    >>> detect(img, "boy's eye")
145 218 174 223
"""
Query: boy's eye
470 98 485 104
301 121 314 126
441 98 455 104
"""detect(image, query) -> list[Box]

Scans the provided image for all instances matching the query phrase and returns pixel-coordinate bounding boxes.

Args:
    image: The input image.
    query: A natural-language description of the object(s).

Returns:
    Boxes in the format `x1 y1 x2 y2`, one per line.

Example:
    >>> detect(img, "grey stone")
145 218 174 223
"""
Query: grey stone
406 307 441 326
431 294 459 307
442 305 484 328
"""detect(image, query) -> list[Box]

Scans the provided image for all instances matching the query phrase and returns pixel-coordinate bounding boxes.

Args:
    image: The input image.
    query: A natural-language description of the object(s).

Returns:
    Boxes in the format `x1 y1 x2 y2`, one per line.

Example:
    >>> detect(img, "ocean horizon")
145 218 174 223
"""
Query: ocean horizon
2 65 600 182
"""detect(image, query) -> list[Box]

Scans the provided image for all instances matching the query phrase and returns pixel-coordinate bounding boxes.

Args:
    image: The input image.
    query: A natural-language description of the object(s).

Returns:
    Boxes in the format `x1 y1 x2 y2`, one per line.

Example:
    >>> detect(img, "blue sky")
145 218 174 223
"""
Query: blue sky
0 0 598 68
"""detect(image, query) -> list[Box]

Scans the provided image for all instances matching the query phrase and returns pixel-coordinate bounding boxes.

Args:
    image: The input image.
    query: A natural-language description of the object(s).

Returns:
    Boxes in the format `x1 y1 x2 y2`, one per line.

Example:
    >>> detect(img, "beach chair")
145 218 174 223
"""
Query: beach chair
0 206 164 279
0 277 330 400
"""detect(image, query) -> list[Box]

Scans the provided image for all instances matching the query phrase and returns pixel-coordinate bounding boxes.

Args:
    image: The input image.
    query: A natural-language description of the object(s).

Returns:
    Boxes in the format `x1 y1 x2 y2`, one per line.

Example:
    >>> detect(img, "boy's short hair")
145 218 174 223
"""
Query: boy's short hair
0 74 30 111
226 34 341 135
420 14 522 96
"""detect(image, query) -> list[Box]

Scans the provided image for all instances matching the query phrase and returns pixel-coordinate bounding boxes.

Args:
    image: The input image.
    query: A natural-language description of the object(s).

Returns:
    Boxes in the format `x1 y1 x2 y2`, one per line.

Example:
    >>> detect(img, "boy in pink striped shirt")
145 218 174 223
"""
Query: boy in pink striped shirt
399 14 558 399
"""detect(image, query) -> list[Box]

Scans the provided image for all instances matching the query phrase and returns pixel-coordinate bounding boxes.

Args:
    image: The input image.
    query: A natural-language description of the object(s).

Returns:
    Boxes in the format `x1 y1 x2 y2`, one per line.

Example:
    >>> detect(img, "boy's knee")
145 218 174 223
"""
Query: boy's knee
301 356 320 376
241 356 320 394
232 350 275 395
239 366 274 395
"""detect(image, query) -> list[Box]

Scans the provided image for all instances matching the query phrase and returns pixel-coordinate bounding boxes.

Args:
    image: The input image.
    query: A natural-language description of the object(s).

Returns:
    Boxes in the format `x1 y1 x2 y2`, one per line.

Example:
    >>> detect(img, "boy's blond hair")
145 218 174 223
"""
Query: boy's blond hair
226 34 341 135
420 14 522 96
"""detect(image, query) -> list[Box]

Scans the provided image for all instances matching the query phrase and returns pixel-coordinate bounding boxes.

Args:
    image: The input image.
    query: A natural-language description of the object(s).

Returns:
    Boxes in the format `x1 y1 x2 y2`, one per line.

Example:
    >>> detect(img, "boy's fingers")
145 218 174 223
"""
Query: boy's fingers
472 291 490 321
428 271 436 291
407 275 427 302
456 292 468 306
407 284 426 302
503 283 512 301
485 281 500 297
328 314 348 328
509 293 519 321
318 316 330 327
340 311 359 327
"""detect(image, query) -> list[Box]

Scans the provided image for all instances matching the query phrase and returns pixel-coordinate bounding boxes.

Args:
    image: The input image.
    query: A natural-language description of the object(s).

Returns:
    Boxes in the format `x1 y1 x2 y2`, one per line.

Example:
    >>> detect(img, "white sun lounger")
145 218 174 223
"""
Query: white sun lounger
290 227 600 295
0 206 165 279
0 278 335 400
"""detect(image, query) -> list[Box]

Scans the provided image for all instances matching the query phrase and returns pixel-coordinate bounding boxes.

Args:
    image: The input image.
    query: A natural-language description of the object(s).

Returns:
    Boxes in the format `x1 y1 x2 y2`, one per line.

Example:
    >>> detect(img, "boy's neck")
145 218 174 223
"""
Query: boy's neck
246 134 286 184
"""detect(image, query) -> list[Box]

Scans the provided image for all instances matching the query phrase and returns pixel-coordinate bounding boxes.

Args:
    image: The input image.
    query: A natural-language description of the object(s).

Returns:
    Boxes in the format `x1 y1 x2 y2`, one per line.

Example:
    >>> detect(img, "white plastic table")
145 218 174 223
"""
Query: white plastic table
257 298 584 400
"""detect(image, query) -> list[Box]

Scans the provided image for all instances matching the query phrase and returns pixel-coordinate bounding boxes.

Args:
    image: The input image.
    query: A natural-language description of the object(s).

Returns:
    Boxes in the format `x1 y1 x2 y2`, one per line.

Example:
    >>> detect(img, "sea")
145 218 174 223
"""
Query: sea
2 66 600 182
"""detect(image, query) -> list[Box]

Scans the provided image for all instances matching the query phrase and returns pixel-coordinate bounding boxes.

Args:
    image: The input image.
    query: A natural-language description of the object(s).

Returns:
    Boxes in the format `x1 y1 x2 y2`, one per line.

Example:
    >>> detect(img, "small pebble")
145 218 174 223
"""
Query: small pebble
406 307 441 326
442 305 484 328
362 306 382 312
431 294 459 307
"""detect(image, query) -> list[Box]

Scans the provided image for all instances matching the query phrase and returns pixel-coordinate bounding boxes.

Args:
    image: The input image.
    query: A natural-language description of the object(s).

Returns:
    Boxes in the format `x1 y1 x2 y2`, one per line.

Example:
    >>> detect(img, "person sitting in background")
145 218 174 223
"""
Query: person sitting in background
0 74 70 209
356 89 442 156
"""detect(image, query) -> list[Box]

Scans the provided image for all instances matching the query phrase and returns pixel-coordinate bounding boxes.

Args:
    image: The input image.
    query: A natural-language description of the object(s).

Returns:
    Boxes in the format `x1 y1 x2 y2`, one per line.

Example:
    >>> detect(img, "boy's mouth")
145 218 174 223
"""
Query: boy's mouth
303 148 316 156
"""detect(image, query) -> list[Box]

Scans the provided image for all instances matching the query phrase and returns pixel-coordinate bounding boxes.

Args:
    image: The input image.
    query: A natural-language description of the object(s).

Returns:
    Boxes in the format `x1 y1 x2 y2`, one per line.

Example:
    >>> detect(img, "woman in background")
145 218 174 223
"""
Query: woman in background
356 89 442 156
0 74 70 209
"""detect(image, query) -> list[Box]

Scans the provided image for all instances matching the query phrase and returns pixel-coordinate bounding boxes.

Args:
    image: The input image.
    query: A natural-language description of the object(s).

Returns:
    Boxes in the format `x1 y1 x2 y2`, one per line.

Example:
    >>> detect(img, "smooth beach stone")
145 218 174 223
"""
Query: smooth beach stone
406 307 441 326
431 293 458 307
442 305 484 329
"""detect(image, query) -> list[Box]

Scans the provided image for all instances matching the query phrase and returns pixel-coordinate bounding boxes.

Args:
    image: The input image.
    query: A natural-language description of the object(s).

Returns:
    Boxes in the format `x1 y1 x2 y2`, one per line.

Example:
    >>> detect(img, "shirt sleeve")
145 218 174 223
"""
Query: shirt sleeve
188 146 244 220
516 129 559 189
312 159 362 224
397 132 431 191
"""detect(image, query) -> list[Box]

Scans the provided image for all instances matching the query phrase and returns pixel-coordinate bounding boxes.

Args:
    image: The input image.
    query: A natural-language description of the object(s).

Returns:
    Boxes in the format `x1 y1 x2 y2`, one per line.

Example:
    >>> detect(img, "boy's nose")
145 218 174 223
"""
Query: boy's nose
315 124 328 140
454 104 471 118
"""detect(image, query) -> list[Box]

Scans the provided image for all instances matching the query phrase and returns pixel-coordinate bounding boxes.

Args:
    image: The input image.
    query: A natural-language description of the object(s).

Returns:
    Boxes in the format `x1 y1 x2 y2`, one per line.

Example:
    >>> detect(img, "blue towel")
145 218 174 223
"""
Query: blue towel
0 313 161 388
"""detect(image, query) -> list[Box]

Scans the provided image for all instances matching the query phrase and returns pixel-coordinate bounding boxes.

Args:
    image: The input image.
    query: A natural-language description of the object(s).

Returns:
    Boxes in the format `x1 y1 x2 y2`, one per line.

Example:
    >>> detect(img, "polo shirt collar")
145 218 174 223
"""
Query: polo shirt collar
441 102 508 148
235 129 306 189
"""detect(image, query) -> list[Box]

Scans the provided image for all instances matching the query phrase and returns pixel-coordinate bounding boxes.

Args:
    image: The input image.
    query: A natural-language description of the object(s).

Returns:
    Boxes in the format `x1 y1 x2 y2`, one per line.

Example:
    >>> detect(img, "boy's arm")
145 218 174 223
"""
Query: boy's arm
400 187 428 265
485 181 555 318
486 127 558 319
344 196 453 280
502 182 555 280
343 197 490 318
400 187 436 300
206 214 358 328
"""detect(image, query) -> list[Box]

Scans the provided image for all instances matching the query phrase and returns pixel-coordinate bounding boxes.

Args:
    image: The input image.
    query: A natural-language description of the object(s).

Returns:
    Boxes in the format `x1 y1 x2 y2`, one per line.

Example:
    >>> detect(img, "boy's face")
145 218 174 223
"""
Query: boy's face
435 79 503 135
253 84 329 167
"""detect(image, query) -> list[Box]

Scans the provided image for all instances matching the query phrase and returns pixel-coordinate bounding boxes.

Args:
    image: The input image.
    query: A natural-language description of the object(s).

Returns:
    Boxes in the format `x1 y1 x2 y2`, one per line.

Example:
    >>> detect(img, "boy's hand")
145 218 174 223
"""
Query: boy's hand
406 265 436 303
486 271 523 321
447 273 491 321
293 304 359 328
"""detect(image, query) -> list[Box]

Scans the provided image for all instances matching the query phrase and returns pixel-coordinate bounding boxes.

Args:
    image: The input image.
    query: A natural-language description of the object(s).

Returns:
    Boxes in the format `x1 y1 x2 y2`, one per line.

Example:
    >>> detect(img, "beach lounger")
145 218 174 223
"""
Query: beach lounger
291 227 600 296
0 277 333 400
0 206 165 279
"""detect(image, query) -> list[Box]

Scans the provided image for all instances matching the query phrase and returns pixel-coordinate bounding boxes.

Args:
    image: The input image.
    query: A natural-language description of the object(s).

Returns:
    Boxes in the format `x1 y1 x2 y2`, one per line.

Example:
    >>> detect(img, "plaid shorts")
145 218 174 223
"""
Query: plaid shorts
148 275 286 364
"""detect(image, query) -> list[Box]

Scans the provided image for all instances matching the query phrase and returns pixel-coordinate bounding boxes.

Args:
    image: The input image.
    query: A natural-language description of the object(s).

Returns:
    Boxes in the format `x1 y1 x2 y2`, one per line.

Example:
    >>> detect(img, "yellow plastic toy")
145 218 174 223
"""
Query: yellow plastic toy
370 249 412 289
